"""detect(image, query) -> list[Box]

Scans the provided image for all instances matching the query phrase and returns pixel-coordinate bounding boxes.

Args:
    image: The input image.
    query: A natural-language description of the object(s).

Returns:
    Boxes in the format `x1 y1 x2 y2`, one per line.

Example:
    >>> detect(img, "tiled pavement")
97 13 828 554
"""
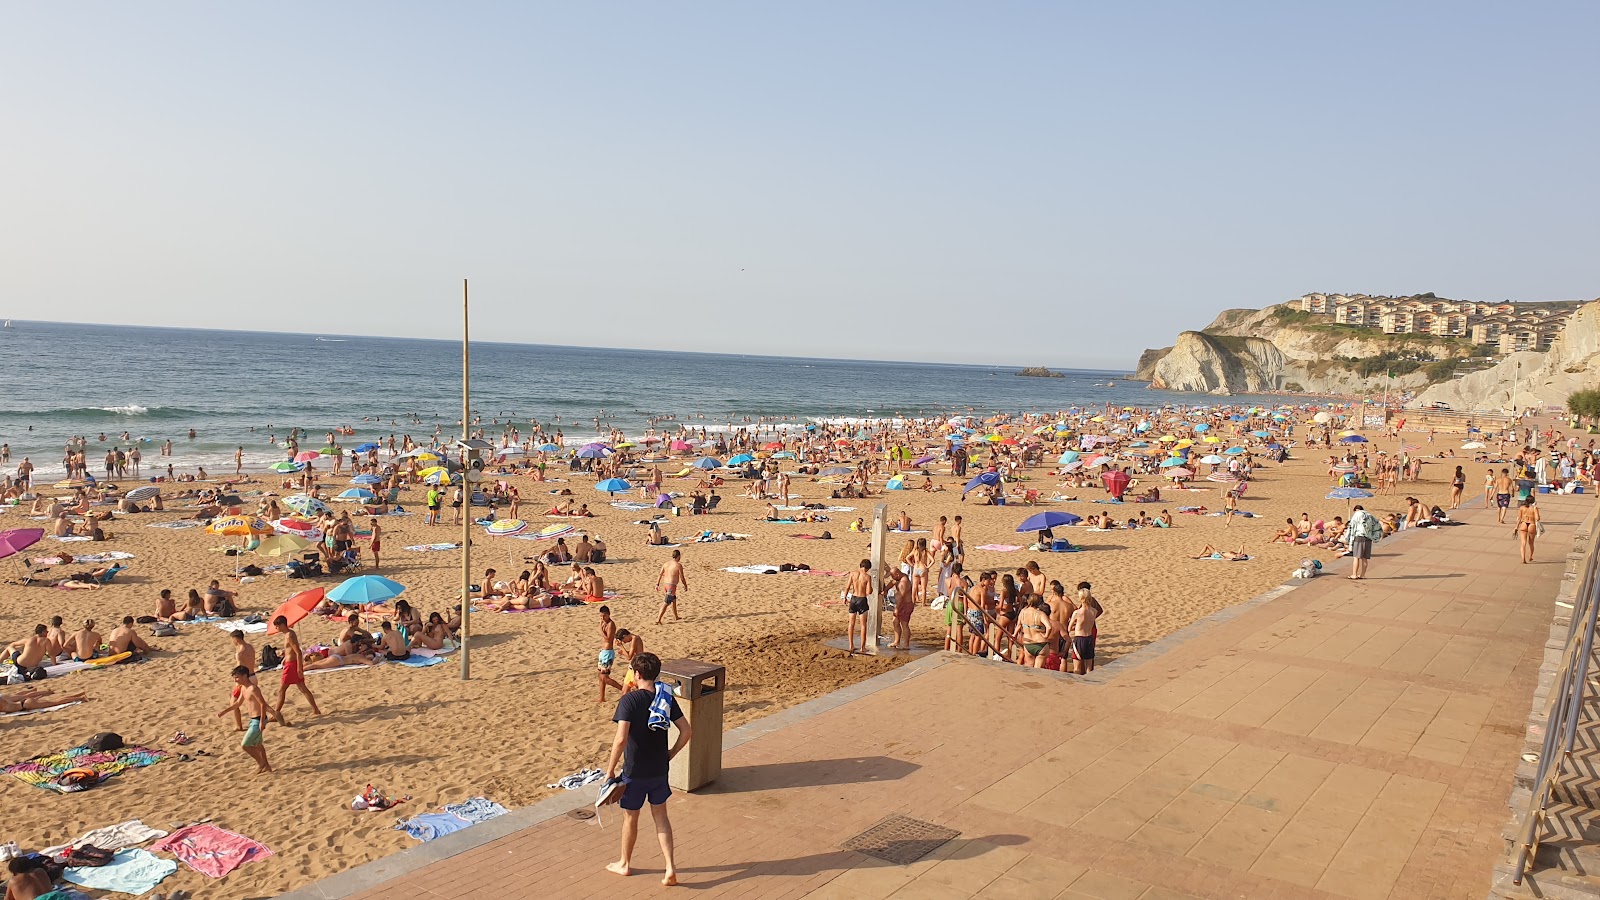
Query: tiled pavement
284 491 1594 900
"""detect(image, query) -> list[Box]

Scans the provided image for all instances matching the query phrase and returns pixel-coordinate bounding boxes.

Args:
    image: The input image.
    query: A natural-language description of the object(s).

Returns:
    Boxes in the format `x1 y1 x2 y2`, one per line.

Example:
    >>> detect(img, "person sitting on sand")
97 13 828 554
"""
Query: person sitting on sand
413 612 451 649
377 620 410 661
646 522 670 546
5 625 53 677
1192 545 1248 561
107 616 151 658
51 512 76 538
71 619 104 662
0 685 89 713
1155 509 1173 528
1269 518 1297 544
582 567 606 603
45 616 70 660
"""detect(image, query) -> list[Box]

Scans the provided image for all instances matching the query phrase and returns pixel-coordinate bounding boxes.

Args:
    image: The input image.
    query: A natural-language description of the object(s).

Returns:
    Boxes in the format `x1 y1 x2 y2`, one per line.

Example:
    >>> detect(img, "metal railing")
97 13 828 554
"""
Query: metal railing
1509 508 1600 882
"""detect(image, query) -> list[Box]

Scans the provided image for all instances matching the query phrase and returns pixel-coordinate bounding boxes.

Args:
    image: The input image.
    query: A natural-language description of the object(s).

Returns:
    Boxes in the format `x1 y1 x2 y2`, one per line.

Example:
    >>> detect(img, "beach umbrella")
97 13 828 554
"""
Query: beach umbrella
1193 423 1210 432
350 474 383 485
255 534 313 558
1101 470 1131 500
319 446 341 456
762 442 784 451
692 457 722 470
1326 487 1374 500
274 517 322 539
337 488 378 502
1462 441 1486 449
1164 467 1194 479
268 461 305 473
419 467 452 485
819 466 852 477
125 485 161 502
885 476 905 490
1400 444 1422 453
1251 430 1271 438
283 494 329 516
1159 457 1186 468
1083 454 1112 468
613 442 635 450
1059 460 1084 472
0 528 45 561
577 444 612 459
1339 435 1368 444
485 518 529 536
669 440 692 452
772 451 798 460
537 443 561 453
1265 442 1285 451
1313 412 1332 424
353 443 381 453
208 515 274 537
595 478 631 495
1199 454 1224 465
328 574 406 606
1058 451 1081 464
910 454 936 467
727 453 755 466
641 437 662 444
1015 511 1082 532
1223 446 1246 455
1206 472 1239 483
267 588 326 636
53 477 95 489
294 451 321 463
962 472 1001 495
529 523 575 540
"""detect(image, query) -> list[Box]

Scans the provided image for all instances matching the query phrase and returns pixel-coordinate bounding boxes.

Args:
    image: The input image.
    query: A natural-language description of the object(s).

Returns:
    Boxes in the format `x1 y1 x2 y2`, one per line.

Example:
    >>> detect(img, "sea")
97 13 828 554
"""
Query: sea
0 320 1302 479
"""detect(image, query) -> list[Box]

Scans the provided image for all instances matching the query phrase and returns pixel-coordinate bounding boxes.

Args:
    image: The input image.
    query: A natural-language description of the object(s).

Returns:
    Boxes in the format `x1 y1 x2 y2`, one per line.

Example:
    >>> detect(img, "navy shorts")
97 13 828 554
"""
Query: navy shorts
620 775 671 810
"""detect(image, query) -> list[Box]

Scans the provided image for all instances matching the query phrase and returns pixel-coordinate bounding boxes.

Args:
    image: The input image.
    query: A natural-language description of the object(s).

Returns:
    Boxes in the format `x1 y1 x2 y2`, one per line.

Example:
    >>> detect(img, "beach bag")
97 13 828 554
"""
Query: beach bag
85 732 123 752
258 645 282 671
151 622 178 637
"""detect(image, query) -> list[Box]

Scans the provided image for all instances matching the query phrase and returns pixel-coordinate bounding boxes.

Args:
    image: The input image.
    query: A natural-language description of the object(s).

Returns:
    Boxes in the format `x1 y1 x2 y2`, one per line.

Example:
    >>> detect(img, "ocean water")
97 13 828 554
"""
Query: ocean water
0 320 1293 478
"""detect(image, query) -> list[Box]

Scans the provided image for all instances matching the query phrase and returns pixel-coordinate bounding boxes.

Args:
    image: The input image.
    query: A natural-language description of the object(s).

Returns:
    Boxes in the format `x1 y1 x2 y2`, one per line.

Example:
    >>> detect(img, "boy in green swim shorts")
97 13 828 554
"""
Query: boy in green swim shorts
218 665 273 774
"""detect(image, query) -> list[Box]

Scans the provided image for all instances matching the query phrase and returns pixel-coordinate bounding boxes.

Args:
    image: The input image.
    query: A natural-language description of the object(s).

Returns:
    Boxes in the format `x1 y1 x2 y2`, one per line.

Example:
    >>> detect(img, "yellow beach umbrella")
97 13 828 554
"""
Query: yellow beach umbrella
1157 435 1177 443
208 515 274 537
256 534 313 557
1203 435 1222 443
1090 415 1105 423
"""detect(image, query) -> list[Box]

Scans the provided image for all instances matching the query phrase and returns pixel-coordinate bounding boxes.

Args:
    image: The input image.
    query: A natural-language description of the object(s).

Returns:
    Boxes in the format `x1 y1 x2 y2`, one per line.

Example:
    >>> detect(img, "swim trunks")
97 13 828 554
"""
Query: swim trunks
895 598 914 621
1497 493 1511 508
242 717 264 748
280 659 305 687
598 648 616 671
1071 635 1096 661
662 591 677 606
619 775 671 810
966 609 985 634
847 595 869 615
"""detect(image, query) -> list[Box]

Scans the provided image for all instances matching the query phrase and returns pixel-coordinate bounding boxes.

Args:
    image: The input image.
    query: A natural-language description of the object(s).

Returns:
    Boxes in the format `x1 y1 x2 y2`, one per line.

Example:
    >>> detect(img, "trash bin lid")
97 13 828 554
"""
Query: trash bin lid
658 658 725 679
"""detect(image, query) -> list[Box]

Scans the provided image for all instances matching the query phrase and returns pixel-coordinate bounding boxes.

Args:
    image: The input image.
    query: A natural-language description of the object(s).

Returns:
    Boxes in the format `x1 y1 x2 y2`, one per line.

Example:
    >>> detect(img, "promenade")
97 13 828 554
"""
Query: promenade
284 490 1593 900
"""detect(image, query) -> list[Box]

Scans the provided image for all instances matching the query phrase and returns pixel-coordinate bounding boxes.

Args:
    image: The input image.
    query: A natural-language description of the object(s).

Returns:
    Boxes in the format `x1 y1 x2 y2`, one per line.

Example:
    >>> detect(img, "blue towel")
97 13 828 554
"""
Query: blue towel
442 797 509 825
396 812 471 842
648 681 675 731
394 654 446 667
62 848 177 894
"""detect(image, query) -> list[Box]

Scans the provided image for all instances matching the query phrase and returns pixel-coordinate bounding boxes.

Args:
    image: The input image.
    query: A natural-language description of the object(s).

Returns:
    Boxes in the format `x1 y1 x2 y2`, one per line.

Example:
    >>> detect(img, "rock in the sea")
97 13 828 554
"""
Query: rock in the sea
1016 366 1065 378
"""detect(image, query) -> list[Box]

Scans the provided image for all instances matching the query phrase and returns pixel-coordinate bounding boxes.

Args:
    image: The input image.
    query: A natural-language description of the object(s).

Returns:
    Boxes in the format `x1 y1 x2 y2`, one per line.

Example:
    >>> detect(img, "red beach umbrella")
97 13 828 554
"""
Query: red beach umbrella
268 587 326 635
1101 470 1131 500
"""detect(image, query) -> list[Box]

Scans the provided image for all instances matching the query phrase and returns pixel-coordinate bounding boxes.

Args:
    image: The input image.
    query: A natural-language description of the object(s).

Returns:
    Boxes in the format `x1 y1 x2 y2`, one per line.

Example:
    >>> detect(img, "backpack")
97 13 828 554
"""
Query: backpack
258 645 283 671
84 732 123 752
151 622 178 638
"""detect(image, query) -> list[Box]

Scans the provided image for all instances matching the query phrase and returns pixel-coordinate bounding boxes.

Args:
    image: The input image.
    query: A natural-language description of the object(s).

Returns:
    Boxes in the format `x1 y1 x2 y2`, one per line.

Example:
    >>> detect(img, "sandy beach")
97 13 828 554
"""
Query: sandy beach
0 414 1481 898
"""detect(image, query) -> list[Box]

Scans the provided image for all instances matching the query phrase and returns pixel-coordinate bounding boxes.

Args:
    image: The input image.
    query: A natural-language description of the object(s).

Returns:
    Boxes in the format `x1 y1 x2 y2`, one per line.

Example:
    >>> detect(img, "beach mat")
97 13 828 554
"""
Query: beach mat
404 543 461 552
4 744 170 792
1 700 84 718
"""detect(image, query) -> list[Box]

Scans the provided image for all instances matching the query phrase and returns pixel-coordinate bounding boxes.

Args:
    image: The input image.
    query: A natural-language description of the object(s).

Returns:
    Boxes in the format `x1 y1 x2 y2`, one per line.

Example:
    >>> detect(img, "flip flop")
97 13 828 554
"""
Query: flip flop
168 731 191 746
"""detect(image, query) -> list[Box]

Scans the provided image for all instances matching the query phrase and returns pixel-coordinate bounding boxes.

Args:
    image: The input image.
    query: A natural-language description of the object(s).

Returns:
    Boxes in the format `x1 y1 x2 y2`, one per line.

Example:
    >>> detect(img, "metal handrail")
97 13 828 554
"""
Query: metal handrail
1510 509 1600 883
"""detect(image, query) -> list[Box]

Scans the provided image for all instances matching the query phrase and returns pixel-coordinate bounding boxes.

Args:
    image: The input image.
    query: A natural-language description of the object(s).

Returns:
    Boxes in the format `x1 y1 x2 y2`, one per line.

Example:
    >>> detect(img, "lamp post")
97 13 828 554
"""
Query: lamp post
460 279 472 680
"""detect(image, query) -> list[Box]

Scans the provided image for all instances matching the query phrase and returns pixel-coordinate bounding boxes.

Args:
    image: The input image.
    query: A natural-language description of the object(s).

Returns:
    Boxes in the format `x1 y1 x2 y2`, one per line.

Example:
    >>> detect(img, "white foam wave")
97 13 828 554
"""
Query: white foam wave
97 405 150 415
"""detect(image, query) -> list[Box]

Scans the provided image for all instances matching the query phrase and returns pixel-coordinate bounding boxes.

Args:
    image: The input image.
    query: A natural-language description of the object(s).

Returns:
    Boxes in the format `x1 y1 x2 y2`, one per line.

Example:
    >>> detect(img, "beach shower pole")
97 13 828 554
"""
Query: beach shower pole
865 502 887 655
461 278 472 680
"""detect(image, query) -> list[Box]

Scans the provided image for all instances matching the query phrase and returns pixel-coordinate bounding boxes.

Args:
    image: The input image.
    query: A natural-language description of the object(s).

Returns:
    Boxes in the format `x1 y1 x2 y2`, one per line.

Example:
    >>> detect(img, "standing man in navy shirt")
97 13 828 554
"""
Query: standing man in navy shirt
603 652 693 885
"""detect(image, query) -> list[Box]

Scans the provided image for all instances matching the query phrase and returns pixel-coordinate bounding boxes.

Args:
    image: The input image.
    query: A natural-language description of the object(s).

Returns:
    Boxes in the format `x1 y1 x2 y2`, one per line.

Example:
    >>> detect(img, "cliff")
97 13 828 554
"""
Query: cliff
1414 299 1600 412
1135 302 1478 395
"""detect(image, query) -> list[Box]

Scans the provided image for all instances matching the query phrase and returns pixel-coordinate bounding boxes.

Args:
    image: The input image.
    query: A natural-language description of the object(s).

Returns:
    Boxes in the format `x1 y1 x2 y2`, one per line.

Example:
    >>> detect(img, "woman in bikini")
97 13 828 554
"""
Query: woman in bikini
1516 496 1542 564
1016 595 1053 668
910 538 931 603
1450 466 1466 510
0 687 89 713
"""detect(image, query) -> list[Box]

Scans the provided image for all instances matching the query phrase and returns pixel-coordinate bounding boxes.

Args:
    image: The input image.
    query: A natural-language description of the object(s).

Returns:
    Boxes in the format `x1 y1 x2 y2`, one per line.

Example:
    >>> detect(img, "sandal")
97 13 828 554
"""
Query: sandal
168 731 191 746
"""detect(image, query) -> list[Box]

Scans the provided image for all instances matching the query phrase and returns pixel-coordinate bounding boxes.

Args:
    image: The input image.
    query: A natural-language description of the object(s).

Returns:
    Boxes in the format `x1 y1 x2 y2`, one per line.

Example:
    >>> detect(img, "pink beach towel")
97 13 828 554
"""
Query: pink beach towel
975 544 1022 552
151 824 273 878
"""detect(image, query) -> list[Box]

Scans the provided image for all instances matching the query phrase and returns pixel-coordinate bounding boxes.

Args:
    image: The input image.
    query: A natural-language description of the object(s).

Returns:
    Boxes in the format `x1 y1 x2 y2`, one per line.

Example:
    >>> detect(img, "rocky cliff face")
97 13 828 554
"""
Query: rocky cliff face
1414 299 1600 411
1134 302 1469 395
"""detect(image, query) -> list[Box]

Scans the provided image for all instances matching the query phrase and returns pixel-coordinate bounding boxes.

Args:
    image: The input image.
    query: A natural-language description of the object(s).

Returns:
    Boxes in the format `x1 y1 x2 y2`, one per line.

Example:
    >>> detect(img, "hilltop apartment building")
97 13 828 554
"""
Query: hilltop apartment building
1298 293 1577 355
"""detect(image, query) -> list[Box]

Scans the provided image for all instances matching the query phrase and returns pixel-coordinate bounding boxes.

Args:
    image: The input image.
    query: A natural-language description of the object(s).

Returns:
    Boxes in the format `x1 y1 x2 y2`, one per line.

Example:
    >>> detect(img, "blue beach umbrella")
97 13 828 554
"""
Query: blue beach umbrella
577 445 612 459
962 472 1001 495
1193 423 1210 432
771 451 797 459
727 453 755 466
1265 443 1285 451
1339 435 1368 443
885 476 905 490
692 457 722 469
353 443 380 453
350 474 383 485
328 575 406 606
1223 446 1246 455
537 443 561 453
1015 511 1082 532
337 488 378 502
595 478 631 495
1159 457 1186 467
1251 430 1272 438
1058 451 1080 464
1326 487 1374 500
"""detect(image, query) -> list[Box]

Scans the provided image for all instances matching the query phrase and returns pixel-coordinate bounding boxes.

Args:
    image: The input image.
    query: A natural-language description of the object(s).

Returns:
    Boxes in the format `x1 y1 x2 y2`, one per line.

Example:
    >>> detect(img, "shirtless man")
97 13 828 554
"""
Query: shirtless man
5 856 59 899
1069 593 1099 675
845 559 873 653
369 518 383 569
155 589 178 622
6 625 52 680
951 515 965 559
45 616 70 660
597 606 624 702
218 665 273 773
583 567 605 602
1494 468 1515 524
377 620 410 661
1047 584 1076 671
72 619 104 662
107 616 151 657
655 549 688 625
272 617 322 725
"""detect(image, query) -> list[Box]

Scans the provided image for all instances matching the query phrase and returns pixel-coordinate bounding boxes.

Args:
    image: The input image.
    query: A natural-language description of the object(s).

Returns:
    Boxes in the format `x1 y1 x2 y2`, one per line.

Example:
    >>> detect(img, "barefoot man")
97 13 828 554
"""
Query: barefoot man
219 665 273 773
598 606 624 702
845 558 872 653
272 615 322 725
602 652 691 886
655 549 688 626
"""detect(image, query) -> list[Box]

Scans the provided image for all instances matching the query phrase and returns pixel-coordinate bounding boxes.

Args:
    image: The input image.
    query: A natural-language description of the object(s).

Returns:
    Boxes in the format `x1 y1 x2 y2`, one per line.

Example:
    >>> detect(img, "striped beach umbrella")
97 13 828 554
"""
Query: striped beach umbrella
350 474 383 485
529 523 574 540
336 488 378 502
269 461 306 473
125 485 162 502
485 518 529 536
274 518 323 539
283 494 329 516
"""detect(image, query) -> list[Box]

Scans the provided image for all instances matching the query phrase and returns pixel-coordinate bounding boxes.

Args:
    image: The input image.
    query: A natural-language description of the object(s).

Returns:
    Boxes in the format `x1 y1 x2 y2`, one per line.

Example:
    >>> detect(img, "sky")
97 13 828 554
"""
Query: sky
3 2 1597 368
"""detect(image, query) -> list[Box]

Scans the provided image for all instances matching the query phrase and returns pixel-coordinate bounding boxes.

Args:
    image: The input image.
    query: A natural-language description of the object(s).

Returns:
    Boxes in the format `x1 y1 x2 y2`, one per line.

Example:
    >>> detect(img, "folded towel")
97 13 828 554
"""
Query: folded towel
396 812 471 842
648 681 675 731
210 619 268 635
46 819 167 856
442 797 509 824
62 849 177 894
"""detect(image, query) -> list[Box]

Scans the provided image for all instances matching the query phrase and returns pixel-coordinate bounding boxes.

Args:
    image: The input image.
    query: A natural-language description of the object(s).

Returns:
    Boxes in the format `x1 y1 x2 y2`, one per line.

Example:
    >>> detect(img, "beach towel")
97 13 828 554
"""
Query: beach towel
609 501 653 511
887 528 929 534
4 744 170 792
46 819 167 856
1206 511 1255 518
2 699 84 718
68 551 135 563
52 535 93 542
394 653 447 667
442 797 509 825
975 544 1022 552
396 812 471 842
146 520 201 529
777 505 855 512
210 619 268 635
760 518 802 524
404 543 460 552
152 824 274 878
549 767 606 790
1200 554 1252 561
721 565 783 575
61 849 177 895
648 681 675 731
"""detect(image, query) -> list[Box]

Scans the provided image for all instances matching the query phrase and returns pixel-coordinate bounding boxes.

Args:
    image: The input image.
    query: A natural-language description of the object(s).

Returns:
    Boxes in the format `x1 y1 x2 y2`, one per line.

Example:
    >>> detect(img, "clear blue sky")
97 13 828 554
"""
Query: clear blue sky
4 2 1596 368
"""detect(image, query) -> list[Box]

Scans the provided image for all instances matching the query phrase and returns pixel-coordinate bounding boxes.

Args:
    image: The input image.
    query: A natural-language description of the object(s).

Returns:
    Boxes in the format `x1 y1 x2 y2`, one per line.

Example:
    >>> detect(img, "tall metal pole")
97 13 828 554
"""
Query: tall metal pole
460 279 472 680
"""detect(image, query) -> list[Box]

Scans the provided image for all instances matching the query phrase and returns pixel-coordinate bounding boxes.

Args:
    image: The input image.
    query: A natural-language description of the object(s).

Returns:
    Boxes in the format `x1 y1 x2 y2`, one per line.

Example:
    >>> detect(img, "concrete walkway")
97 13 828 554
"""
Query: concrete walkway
283 491 1593 900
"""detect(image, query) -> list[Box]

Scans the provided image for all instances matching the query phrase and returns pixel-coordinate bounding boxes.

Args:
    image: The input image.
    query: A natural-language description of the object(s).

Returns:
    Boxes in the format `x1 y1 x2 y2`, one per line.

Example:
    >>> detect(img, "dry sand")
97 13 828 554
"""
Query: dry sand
0 427 1472 897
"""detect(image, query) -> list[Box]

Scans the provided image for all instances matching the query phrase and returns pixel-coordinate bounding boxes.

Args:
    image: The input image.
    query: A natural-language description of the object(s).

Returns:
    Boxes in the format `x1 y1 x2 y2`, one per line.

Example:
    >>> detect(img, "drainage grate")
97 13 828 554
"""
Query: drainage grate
566 808 596 820
841 815 960 865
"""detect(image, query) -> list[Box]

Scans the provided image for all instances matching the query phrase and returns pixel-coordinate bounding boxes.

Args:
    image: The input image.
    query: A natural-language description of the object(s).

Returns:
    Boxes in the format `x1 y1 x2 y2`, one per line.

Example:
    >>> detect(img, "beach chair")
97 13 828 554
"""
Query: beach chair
705 495 722 513
94 564 127 585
